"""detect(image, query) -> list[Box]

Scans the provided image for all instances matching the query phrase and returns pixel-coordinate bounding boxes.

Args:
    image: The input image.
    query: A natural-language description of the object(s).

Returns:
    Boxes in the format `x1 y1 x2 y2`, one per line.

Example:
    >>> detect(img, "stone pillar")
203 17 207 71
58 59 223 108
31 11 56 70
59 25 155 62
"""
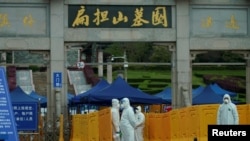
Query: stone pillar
176 0 191 108
48 0 66 121
98 48 103 78
46 58 54 121
169 45 178 109
55 88 61 117
181 85 191 106
246 59 250 104
107 59 113 83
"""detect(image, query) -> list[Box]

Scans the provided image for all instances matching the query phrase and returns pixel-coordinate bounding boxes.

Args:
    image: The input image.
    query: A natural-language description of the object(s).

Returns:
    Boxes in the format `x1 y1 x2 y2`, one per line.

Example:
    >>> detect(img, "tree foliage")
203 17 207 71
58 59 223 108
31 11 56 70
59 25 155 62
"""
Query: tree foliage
104 43 245 63
149 46 171 62
104 42 171 62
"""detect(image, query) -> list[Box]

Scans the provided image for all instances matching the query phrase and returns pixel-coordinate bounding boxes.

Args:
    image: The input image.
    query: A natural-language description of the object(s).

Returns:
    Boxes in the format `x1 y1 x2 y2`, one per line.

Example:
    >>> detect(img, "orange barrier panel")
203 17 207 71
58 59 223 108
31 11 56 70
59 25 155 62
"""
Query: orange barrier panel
169 109 180 141
59 114 64 141
186 106 200 141
246 104 250 124
70 114 88 141
144 113 149 141
162 113 170 141
147 113 166 141
82 114 89 141
178 107 189 141
198 104 218 141
247 104 250 124
99 108 112 141
99 106 109 110
237 104 248 124
88 112 99 141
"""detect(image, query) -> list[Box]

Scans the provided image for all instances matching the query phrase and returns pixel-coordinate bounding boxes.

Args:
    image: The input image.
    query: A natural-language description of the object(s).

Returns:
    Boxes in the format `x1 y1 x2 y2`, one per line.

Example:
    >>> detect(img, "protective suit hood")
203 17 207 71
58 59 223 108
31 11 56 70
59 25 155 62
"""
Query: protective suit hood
120 98 130 109
223 94 231 103
112 98 120 109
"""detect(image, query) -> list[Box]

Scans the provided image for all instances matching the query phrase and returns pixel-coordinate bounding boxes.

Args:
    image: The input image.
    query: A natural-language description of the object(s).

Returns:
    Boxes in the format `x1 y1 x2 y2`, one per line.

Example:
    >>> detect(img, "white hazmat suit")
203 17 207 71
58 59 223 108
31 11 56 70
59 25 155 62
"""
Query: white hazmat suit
119 98 136 141
217 94 239 125
135 106 145 141
111 99 121 141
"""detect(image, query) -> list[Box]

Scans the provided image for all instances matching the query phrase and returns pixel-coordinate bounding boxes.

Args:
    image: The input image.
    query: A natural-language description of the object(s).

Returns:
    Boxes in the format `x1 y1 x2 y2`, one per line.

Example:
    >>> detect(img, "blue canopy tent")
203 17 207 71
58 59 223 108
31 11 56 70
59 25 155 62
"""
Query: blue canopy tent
192 85 223 105
80 76 165 105
67 93 75 104
29 90 47 107
71 78 110 104
154 87 172 103
29 90 74 107
10 86 39 104
192 86 205 97
210 83 237 97
154 86 205 103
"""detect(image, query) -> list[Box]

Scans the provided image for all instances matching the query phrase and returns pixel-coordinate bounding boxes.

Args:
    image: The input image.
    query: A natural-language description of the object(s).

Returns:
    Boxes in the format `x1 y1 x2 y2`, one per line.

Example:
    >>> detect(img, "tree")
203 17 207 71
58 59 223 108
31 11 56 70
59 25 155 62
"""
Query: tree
149 46 171 62
104 42 152 62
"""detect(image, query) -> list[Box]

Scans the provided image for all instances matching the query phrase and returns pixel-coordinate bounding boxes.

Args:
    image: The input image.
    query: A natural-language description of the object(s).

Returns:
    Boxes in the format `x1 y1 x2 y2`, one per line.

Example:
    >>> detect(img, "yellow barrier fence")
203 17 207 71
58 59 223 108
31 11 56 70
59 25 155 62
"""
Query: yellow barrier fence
197 104 218 141
169 109 180 141
59 114 64 141
70 114 88 141
99 108 112 141
186 106 200 141
70 104 250 141
147 113 167 141
88 112 99 141
237 104 248 124
248 104 250 123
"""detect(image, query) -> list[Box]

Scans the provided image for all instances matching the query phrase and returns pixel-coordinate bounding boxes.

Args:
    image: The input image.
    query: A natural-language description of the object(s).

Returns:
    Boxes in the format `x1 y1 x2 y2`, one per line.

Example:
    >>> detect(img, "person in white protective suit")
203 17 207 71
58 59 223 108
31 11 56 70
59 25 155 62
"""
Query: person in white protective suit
134 105 145 141
217 94 239 125
119 98 136 141
111 99 121 141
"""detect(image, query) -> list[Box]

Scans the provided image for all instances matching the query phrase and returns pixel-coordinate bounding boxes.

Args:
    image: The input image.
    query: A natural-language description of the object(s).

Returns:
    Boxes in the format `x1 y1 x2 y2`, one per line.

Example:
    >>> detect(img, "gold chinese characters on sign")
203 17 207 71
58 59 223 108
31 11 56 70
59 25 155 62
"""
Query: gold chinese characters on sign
0 14 10 27
23 14 35 27
201 15 240 30
69 5 171 28
226 15 239 29
0 13 35 28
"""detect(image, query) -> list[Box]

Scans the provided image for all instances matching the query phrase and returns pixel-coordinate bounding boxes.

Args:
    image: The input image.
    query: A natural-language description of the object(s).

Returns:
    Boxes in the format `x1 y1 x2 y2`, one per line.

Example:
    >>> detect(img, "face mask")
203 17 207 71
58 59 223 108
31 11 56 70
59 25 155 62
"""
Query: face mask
135 109 139 114
224 99 229 104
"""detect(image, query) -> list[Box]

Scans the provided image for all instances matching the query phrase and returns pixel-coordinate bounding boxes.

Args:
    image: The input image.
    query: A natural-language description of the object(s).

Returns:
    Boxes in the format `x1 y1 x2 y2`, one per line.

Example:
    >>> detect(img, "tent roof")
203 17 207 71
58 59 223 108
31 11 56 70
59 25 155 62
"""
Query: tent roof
154 87 172 103
30 91 74 106
71 78 110 104
80 77 165 105
29 91 47 105
192 86 205 97
10 86 38 103
192 85 222 105
154 86 204 103
68 93 74 100
67 93 75 104
210 83 237 97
